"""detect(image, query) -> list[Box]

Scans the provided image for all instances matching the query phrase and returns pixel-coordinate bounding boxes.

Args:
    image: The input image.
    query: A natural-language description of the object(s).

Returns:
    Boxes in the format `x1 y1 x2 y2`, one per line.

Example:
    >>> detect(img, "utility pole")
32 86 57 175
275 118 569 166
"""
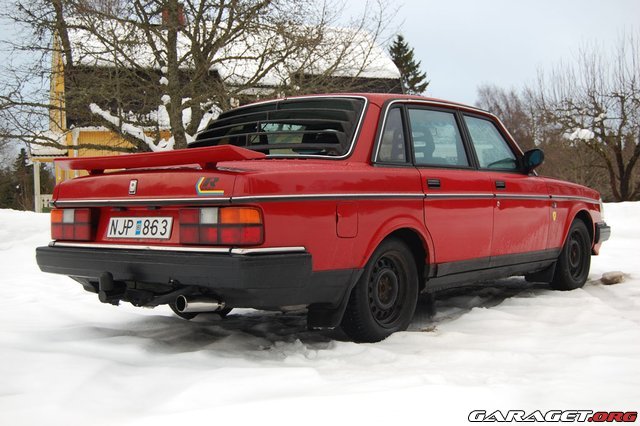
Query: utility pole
33 161 41 212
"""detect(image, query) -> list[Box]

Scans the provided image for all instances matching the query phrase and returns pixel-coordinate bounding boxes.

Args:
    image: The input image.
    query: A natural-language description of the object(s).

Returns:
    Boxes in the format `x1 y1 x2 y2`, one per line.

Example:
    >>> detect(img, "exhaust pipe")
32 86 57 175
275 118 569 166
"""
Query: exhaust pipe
175 295 225 313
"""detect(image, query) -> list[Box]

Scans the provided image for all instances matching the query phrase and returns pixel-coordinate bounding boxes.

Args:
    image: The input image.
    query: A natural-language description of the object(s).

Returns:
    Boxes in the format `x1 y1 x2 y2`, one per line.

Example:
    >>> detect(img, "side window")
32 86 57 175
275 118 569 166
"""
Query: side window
464 116 518 170
408 109 469 167
376 108 407 163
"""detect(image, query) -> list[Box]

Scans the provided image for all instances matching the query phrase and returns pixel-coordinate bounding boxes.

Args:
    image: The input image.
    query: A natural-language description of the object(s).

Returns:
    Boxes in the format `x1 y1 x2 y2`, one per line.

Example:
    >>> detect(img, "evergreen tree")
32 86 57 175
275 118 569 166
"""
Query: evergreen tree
0 168 16 209
388 34 429 95
12 148 34 210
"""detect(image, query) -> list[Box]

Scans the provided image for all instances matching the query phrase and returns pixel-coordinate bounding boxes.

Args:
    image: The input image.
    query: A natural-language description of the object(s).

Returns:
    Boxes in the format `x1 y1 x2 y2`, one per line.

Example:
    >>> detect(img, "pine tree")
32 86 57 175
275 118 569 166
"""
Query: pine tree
388 35 429 95
12 148 34 210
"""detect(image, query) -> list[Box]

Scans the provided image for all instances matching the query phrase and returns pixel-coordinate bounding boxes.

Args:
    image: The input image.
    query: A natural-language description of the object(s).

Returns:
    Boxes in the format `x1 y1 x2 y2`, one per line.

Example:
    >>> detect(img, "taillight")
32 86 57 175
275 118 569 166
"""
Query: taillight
51 208 93 241
179 207 263 246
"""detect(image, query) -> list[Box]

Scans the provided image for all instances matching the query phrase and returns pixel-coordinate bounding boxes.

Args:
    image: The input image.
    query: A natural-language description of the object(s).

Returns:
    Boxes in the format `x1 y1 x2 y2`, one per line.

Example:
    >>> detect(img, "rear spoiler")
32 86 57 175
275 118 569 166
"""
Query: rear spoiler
55 145 266 175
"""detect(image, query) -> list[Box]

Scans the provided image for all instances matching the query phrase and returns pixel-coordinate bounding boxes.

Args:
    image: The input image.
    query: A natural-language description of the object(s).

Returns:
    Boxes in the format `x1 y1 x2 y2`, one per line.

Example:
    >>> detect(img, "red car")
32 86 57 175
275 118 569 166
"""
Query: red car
36 94 610 342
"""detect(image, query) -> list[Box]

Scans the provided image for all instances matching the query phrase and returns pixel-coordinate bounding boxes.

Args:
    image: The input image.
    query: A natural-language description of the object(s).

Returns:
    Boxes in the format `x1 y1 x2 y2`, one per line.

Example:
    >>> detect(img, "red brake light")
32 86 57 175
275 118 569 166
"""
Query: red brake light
51 209 94 241
179 207 263 246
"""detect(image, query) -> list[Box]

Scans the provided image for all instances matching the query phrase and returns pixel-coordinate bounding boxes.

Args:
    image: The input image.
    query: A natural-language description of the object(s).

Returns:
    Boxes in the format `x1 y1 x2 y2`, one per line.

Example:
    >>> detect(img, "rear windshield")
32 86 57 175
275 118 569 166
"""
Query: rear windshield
190 97 365 157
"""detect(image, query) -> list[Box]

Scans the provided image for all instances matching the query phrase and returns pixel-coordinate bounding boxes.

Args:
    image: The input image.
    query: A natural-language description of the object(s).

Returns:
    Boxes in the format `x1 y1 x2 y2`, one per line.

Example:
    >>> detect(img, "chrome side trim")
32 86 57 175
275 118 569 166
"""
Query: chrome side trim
49 241 306 255
231 193 425 202
550 195 599 204
495 193 551 201
53 193 425 207
50 241 231 253
230 247 306 255
425 193 494 199
53 197 232 208
52 193 599 207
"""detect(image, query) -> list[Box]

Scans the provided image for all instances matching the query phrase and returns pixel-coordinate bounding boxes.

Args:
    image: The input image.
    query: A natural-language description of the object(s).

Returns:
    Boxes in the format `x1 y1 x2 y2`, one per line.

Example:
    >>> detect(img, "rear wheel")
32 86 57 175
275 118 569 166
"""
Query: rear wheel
551 220 591 290
341 238 419 342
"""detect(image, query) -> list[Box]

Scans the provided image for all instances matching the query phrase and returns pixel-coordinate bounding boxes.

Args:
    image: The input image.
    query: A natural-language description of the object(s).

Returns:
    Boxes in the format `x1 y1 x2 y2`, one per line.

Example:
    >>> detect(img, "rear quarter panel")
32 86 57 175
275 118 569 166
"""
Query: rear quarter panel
233 163 429 271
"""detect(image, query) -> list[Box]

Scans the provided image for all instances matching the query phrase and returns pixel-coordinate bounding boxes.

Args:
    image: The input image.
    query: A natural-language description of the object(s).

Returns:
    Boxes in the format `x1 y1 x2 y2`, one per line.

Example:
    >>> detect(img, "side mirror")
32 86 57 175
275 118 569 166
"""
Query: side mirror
522 149 544 173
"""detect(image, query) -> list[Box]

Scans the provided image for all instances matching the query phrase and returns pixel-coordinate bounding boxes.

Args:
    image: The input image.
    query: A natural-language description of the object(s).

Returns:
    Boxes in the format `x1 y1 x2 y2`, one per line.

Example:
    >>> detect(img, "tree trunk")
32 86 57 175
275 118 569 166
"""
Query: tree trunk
166 0 187 149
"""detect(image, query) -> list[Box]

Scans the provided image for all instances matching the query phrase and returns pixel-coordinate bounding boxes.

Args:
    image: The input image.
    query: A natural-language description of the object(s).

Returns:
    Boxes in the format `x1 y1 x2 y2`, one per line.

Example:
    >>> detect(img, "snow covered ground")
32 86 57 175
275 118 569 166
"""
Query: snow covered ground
1 203 639 425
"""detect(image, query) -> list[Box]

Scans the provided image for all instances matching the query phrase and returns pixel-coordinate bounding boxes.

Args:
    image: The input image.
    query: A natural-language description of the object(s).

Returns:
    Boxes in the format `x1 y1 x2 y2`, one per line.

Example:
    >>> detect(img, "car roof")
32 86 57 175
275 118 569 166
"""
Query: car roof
233 93 492 117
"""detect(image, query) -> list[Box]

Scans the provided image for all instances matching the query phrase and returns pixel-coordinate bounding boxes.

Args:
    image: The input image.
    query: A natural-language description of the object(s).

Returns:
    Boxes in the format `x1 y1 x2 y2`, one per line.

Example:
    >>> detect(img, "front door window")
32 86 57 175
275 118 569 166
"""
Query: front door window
464 116 518 171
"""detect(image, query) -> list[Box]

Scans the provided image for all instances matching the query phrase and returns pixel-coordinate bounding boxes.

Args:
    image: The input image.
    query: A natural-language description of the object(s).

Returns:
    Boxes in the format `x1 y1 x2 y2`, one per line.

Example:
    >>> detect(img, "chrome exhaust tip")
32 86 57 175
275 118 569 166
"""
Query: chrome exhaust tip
175 295 225 313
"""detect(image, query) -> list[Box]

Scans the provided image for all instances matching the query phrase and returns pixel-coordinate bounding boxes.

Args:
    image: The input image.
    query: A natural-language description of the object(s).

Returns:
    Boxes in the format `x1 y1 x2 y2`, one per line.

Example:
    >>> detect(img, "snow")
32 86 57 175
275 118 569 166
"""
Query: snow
567 128 595 141
66 20 400 87
28 131 68 158
196 108 219 132
89 103 174 152
1 203 639 425
160 94 171 105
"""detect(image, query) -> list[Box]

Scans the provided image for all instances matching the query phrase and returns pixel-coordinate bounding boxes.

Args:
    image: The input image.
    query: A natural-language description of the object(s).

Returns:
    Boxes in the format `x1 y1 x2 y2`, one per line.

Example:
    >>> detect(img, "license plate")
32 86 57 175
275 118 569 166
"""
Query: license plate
107 217 173 239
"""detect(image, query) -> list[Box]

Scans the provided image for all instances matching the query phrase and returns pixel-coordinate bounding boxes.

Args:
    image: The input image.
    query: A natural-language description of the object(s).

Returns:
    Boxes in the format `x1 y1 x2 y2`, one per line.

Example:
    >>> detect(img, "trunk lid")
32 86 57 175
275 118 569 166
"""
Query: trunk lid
53 145 265 205
51 146 266 246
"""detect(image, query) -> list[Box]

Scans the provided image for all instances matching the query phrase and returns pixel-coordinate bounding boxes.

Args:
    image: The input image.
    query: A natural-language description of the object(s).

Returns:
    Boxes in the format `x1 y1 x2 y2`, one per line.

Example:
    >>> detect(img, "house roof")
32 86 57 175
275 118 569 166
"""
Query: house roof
66 20 401 87
28 131 68 158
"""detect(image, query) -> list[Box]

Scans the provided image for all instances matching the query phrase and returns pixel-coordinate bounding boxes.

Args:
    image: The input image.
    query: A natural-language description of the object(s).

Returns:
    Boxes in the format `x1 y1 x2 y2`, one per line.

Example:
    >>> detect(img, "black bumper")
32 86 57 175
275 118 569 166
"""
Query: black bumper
36 245 357 309
595 222 611 244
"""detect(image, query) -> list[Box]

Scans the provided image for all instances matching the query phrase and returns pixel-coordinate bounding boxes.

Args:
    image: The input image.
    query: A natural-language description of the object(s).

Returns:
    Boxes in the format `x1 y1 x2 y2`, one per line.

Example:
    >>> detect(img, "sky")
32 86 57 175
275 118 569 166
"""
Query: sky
386 0 640 105
0 1 639 112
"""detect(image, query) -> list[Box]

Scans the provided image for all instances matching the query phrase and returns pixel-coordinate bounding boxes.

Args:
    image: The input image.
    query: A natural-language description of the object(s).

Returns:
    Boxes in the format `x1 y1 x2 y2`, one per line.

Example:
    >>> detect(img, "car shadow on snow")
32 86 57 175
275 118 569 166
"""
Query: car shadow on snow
71 277 551 354
410 277 549 331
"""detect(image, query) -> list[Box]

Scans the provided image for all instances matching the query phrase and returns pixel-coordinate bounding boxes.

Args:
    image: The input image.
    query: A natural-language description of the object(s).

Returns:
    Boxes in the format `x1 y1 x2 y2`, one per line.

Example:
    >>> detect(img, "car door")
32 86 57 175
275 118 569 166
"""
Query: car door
405 105 494 274
461 114 551 263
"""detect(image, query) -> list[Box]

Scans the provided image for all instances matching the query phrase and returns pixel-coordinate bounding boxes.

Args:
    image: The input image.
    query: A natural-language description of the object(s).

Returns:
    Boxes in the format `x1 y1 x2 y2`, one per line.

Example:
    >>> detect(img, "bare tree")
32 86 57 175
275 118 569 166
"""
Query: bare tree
0 0 399 153
532 34 640 201
476 84 536 152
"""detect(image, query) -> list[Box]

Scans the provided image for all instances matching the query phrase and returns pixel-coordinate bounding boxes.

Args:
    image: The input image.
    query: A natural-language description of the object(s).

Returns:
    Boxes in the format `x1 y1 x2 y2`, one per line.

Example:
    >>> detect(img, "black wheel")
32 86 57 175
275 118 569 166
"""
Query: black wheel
551 220 591 290
341 238 419 342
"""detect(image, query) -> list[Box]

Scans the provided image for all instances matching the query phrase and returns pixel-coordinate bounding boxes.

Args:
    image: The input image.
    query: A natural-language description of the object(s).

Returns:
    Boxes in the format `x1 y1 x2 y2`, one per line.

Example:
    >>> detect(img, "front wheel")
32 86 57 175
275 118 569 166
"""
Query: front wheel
551 220 591 290
341 238 419 342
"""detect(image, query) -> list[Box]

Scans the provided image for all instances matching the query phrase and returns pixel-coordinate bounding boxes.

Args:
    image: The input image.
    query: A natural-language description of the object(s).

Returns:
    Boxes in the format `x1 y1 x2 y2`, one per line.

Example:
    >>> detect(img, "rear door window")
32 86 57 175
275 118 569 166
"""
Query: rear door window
408 108 469 167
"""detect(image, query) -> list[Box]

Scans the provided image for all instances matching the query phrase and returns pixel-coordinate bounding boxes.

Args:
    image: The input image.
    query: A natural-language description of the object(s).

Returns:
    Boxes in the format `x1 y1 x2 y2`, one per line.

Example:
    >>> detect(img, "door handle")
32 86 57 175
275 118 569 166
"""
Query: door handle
495 180 506 190
427 179 441 189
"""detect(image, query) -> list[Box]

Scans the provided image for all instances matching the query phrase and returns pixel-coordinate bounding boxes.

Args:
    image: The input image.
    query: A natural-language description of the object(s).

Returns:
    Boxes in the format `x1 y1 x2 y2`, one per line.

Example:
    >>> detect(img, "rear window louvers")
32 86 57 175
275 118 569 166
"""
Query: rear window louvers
190 97 365 157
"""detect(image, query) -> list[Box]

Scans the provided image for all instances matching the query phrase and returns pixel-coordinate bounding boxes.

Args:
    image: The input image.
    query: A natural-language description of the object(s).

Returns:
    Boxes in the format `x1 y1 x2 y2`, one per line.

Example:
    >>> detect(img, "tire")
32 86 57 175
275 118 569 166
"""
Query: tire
551 220 591 291
341 238 419 342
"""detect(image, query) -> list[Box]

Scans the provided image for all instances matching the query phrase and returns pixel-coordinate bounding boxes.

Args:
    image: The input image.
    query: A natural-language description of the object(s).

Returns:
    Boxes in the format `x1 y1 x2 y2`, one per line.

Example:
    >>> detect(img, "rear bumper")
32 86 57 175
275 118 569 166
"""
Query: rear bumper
36 244 358 309
595 222 611 244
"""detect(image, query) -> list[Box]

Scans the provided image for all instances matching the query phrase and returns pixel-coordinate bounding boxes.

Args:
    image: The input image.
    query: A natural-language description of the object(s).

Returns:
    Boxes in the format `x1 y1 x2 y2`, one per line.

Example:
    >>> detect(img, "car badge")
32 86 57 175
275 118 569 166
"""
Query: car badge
129 179 138 195
196 177 225 196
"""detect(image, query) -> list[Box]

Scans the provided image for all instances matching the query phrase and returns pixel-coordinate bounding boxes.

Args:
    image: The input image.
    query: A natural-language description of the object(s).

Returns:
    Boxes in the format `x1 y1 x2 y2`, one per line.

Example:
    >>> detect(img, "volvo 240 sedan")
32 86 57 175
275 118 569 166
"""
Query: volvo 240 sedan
36 93 610 342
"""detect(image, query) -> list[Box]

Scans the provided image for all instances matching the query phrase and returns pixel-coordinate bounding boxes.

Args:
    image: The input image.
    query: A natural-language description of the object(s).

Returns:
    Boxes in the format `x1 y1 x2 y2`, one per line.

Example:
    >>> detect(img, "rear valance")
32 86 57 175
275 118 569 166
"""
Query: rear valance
55 145 266 175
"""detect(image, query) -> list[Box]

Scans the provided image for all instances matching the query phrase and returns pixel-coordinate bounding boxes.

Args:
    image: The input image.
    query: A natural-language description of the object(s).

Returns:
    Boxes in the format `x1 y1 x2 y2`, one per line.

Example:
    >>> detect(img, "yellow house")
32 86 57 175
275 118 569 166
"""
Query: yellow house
29 33 173 173
29 40 170 211
28 24 401 212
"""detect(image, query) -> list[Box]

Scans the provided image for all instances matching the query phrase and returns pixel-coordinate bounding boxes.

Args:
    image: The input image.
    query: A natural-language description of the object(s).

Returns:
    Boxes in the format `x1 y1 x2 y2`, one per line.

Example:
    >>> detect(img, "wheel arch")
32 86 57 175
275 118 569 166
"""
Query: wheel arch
359 221 433 291
387 228 429 291
562 206 595 248
575 209 594 243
